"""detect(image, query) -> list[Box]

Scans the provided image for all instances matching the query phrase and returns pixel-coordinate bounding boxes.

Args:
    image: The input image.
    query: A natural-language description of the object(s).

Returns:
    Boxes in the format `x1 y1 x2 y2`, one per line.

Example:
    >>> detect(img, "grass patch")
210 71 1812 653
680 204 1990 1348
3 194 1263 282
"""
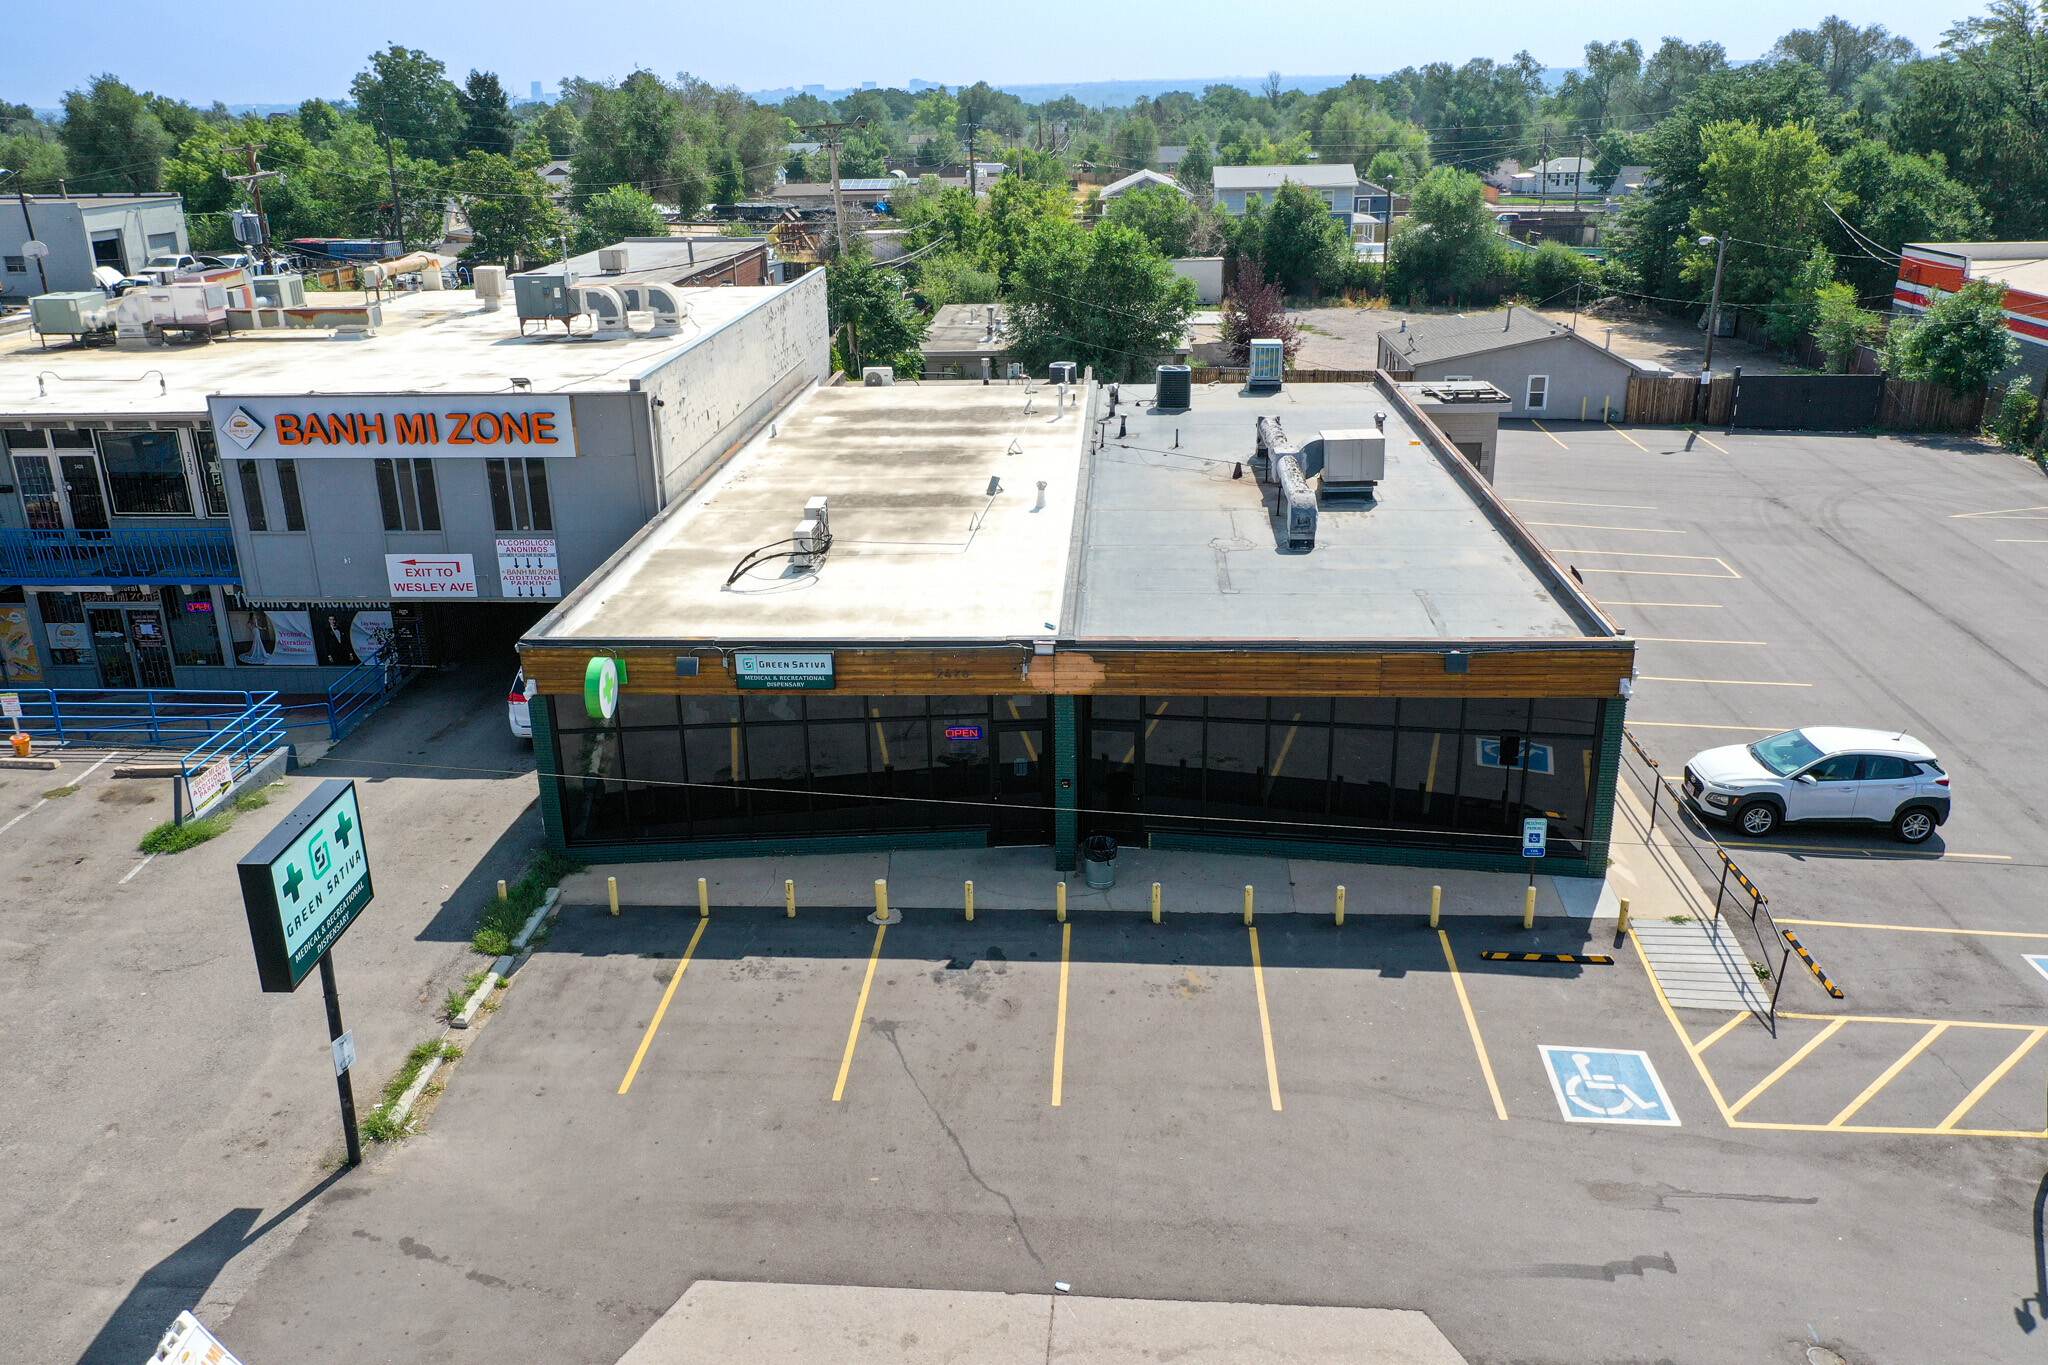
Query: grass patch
443 970 491 1020
471 849 585 956
135 785 277 854
41 785 79 799
361 1038 464 1142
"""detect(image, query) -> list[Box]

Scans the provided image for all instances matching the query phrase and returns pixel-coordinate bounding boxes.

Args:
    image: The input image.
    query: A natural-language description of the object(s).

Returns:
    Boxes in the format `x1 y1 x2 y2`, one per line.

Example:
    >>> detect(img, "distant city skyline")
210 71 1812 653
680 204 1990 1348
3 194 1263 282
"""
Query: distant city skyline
8 0 1954 109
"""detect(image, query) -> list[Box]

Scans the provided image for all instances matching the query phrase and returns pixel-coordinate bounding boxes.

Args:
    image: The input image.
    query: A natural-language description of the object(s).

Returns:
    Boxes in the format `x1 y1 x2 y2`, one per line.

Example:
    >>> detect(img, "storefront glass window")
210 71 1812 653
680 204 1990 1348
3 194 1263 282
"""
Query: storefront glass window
35 592 86 665
160 587 224 667
97 431 193 516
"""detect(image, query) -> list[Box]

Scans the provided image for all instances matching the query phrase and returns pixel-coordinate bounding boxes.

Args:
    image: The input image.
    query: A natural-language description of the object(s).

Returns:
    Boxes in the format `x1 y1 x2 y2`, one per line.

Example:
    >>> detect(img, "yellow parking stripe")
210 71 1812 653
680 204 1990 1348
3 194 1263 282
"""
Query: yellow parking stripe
1439 931 1508 1120
1694 1011 1754 1053
1527 521 1687 534
1691 431 1730 454
832 924 888 1102
1607 423 1648 450
1727 1018 1846 1117
1937 1027 2048 1131
618 917 709 1096
1637 676 1811 687
1530 420 1569 448
1827 1023 1950 1128
1778 917 2039 937
1050 921 1071 1107
1248 927 1283 1112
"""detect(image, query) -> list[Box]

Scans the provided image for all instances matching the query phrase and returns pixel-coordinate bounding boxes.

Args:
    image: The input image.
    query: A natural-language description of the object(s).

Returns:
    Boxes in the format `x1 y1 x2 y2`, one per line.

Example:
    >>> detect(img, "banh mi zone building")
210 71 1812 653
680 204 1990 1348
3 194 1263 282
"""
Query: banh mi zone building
519 378 1636 876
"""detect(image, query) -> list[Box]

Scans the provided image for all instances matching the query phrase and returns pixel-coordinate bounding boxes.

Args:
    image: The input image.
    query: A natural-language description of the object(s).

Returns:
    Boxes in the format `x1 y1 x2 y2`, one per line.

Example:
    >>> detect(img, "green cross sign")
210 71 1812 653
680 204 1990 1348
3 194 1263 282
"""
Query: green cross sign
239 781 375 993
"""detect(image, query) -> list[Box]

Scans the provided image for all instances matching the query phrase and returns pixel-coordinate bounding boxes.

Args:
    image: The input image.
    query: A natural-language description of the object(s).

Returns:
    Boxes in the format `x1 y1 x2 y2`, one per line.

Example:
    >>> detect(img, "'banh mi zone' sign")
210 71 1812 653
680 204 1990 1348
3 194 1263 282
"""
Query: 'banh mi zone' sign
207 394 578 458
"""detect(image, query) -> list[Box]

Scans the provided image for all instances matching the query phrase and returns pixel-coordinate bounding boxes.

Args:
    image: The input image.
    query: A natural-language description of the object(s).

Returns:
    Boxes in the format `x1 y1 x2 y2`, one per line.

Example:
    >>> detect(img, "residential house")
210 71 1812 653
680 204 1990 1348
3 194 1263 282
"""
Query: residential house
1376 309 1664 421
1098 169 1190 204
1211 164 1359 217
1533 157 1595 198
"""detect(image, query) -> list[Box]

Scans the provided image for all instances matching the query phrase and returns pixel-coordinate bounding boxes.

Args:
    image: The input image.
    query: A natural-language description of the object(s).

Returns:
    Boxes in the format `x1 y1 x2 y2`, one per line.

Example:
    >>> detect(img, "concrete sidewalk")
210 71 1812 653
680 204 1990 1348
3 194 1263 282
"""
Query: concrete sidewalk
619 1281 1468 1364
560 844 1620 921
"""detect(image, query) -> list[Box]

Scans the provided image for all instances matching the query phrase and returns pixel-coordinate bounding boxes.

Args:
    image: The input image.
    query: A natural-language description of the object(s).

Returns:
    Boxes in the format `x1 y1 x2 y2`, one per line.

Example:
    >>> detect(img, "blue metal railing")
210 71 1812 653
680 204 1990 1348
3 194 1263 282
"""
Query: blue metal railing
0 527 241 585
325 653 419 741
0 688 275 749
179 694 289 811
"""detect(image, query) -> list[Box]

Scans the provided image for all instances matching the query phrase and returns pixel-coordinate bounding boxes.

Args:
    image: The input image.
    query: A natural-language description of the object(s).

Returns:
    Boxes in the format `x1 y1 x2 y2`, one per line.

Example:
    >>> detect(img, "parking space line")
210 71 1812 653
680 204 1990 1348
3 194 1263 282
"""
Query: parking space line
1554 550 1742 579
1827 1024 1950 1128
618 917 709 1096
1630 931 1739 1124
1783 1012 2046 1030
1778 918 2043 938
1529 420 1569 448
1051 922 1070 1107
0 751 121 836
1937 1028 2048 1131
1607 423 1649 450
1727 1018 1846 1117
1510 497 1657 510
1690 431 1730 454
1599 600 1724 607
1694 1011 1754 1053
1248 927 1282 1112
1438 930 1507 1120
832 924 888 1103
1638 676 1812 687
1632 637 1769 645
1950 504 2048 518
1628 722 1783 731
1527 521 1687 534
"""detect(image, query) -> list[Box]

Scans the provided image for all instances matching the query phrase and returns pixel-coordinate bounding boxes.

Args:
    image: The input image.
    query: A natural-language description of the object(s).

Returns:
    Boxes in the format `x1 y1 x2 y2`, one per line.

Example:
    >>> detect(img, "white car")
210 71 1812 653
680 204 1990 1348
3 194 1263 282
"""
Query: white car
1683 727 1951 844
508 668 535 741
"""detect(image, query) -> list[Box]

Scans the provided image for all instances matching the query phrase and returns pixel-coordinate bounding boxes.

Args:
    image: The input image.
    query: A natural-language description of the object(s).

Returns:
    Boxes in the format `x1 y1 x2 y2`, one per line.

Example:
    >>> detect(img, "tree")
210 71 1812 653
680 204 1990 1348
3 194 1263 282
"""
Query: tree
1386 165 1502 303
573 184 667 252
1518 241 1597 305
1007 220 1196 380
1234 180 1347 296
1637 37 1730 113
1991 377 2040 451
60 75 172 192
1683 120 1839 315
571 73 710 215
1377 55 1544 171
524 102 580 161
1887 277 2019 391
458 71 517 158
457 152 569 269
1176 141 1214 193
1813 281 1884 371
1764 244 1838 350
1105 184 1203 257
350 44 464 163
297 98 343 143
1887 2 2048 238
1114 116 1159 172
1219 259 1300 366
1770 17 1917 98
1826 140 1986 297
1548 39 1644 139
979 174 1071 287
826 255 928 375
0 114 66 193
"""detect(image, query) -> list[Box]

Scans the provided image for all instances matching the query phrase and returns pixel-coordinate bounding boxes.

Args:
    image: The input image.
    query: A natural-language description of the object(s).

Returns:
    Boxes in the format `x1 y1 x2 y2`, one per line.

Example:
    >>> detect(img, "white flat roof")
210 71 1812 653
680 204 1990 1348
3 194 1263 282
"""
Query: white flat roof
548 384 1088 643
0 282 800 419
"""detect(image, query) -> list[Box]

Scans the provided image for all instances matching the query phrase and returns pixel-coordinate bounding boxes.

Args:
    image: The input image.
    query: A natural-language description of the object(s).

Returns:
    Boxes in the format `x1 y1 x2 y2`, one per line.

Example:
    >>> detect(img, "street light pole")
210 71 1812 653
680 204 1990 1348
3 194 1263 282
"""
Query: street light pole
1700 233 1729 375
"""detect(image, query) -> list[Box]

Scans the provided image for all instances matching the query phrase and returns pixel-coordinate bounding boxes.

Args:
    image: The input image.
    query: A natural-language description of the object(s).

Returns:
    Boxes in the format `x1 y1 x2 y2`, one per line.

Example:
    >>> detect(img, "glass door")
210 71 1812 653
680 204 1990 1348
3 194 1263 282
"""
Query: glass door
88 609 136 687
1085 723 1145 842
127 610 175 687
59 455 109 530
991 726 1052 845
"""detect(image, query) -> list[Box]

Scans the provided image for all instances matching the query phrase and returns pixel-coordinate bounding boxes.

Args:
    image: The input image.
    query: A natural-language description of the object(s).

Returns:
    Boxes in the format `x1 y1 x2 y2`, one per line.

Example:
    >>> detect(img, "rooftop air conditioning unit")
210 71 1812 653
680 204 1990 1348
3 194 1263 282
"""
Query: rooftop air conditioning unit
1049 361 1077 385
862 366 894 386
599 246 630 274
1319 428 1386 493
472 265 506 311
1248 339 1283 390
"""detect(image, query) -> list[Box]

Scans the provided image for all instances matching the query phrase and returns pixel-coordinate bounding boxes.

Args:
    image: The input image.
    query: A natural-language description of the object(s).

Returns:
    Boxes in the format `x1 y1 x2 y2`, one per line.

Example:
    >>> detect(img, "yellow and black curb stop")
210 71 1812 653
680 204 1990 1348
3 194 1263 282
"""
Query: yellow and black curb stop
1479 951 1615 965
1781 929 1844 999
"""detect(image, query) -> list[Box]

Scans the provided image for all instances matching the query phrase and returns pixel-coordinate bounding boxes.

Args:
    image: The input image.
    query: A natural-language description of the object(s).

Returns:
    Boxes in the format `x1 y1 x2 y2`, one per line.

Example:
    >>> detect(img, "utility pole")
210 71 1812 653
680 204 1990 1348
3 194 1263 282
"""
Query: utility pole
222 141 283 267
4 172 50 294
798 118 866 261
964 114 979 197
1699 233 1729 374
374 111 406 253
1570 132 1583 219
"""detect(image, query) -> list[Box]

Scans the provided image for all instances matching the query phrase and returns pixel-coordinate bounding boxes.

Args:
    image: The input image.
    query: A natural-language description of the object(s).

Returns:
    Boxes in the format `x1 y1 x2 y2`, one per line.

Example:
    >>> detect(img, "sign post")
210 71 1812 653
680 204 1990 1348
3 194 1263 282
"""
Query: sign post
1521 816 1547 930
238 779 375 1164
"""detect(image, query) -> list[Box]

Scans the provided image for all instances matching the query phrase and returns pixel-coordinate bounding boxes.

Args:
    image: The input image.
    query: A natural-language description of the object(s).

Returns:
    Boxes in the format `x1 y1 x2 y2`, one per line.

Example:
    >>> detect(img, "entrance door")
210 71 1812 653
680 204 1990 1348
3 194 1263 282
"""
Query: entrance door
1085 724 1145 842
88 609 136 687
991 726 1052 844
59 456 109 529
127 610 175 687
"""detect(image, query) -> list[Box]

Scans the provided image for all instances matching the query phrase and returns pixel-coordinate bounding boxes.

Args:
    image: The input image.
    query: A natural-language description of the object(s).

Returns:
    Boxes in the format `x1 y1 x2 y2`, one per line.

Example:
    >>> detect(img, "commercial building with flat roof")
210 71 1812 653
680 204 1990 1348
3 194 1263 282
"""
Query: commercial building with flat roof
2 193 189 302
0 270 827 691
518 377 1634 876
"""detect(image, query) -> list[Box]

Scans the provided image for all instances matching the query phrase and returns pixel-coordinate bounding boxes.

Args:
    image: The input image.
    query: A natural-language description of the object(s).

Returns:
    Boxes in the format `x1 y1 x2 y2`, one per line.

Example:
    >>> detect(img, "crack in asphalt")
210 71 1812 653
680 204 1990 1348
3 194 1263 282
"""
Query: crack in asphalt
872 1019 1045 1269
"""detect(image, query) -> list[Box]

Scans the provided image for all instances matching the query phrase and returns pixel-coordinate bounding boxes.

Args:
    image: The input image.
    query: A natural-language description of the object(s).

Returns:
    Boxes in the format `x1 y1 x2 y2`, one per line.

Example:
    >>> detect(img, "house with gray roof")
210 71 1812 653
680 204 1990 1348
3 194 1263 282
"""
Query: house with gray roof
1377 308 1665 421
1098 169 1190 203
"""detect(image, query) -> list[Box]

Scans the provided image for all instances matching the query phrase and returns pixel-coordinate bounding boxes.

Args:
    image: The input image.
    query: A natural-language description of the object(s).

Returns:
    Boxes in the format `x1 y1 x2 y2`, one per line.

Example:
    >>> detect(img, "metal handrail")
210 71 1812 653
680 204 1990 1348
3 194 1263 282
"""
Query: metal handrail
0 526 241 584
0 688 273 748
325 652 418 741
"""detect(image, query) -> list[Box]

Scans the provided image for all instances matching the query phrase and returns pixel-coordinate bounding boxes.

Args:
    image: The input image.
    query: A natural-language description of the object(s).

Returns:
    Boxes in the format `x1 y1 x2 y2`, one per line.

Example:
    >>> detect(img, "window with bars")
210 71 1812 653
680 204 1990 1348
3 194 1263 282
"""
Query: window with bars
96 430 193 516
12 452 63 529
237 459 268 532
375 458 441 531
486 458 552 532
275 459 307 531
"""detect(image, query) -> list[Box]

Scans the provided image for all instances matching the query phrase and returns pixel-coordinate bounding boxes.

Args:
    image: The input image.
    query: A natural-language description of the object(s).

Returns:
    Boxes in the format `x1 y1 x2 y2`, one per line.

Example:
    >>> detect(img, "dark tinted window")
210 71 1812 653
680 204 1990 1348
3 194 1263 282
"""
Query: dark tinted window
1808 755 1862 782
1863 756 1913 780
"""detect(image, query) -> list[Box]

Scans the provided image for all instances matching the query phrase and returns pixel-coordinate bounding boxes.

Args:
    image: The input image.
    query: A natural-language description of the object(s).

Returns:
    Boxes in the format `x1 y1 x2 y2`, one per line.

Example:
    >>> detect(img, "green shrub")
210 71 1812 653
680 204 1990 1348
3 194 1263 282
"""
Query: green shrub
135 785 276 854
471 849 584 956
1992 378 2041 452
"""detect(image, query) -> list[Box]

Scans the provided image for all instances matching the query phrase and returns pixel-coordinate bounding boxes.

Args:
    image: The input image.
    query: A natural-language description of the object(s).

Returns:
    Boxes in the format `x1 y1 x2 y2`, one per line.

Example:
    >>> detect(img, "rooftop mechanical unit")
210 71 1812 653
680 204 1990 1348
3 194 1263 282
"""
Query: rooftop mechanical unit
1049 361 1077 385
1248 339 1283 389
1318 428 1386 496
29 291 114 339
1254 416 1317 552
514 272 580 323
862 366 894 386
1155 364 1191 410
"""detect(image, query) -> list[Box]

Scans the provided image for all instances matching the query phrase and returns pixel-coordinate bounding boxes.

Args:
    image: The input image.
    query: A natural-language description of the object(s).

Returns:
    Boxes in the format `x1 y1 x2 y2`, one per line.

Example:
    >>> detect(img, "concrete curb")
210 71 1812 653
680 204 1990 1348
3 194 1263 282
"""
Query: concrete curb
0 757 61 770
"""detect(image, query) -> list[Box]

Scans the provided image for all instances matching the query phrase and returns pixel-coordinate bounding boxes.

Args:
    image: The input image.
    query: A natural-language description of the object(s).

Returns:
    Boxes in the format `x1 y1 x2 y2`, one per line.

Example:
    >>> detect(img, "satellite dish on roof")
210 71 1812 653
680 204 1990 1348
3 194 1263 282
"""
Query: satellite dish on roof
22 240 49 258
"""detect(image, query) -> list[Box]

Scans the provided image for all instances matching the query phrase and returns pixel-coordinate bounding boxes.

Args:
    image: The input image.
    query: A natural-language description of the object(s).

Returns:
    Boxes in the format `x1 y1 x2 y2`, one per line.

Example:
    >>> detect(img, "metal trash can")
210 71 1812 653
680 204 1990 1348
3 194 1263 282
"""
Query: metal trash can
1083 835 1118 889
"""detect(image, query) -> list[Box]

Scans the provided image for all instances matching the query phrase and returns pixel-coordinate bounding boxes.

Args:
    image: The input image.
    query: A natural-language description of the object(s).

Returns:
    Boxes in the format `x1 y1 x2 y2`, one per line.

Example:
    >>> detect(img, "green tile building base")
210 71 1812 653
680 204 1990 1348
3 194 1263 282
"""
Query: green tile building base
1146 830 1602 880
553 829 991 865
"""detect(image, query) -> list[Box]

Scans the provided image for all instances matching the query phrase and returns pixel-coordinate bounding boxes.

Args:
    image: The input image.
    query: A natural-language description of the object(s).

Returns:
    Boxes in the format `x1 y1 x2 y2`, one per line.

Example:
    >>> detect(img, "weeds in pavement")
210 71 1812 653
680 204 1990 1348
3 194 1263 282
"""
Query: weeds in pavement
136 787 276 854
361 1039 464 1142
471 850 584 956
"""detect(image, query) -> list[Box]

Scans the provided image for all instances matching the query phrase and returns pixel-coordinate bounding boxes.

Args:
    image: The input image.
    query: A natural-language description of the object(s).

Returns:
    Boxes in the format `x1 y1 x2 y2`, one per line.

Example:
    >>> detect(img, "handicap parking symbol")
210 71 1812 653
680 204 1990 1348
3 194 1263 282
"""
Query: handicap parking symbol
1539 1046 1681 1126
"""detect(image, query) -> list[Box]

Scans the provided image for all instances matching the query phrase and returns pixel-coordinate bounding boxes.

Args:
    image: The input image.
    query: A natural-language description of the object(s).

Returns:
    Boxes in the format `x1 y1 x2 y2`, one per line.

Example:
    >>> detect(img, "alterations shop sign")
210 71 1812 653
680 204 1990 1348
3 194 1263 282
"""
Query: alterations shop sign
238 780 374 992
207 394 578 458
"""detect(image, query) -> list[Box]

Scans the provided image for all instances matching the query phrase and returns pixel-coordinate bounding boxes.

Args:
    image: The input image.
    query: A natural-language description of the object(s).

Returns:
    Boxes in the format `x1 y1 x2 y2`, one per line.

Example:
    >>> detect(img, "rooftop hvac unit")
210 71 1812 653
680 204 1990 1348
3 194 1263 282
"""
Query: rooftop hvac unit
1049 361 1077 385
1155 364 1191 410
472 265 507 311
598 246 631 274
1248 339 1283 389
862 366 894 386
250 273 307 309
1319 428 1385 493
1254 416 1316 551
574 284 630 335
230 209 265 245
29 291 114 337
514 272 580 321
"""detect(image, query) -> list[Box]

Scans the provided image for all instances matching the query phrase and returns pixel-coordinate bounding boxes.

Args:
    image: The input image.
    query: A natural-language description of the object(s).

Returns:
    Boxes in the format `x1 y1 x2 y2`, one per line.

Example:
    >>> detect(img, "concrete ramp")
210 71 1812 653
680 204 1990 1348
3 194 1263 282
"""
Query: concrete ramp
619 1281 1469 1365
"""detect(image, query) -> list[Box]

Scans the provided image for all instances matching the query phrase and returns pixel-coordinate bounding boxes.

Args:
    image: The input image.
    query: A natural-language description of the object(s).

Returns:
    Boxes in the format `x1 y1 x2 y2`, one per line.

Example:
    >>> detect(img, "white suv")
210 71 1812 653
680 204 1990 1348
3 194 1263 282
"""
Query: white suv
1683 727 1951 844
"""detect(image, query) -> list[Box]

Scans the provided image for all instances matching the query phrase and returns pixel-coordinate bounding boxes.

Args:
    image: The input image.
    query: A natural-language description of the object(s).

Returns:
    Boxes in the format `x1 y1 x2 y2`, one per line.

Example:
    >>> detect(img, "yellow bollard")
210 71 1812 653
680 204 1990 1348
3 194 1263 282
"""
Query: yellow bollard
1243 884 1254 926
785 878 796 918
1151 881 1161 924
497 878 508 902
1334 885 1346 926
876 879 887 919
607 875 620 917
1056 881 1067 923
965 880 975 922
1616 896 1632 937
1523 883 1537 930
1430 884 1441 930
698 876 710 919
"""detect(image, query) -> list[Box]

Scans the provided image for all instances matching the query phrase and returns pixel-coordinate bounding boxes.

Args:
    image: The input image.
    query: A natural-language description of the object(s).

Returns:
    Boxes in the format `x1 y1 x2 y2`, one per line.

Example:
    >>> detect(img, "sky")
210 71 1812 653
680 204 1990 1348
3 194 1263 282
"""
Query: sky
9 0 1963 108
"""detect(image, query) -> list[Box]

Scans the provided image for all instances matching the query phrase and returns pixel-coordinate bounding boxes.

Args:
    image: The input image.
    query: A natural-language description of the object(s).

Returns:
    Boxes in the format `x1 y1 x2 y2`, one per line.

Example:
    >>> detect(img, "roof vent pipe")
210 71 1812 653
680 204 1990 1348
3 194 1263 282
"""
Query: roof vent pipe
1503 304 1514 330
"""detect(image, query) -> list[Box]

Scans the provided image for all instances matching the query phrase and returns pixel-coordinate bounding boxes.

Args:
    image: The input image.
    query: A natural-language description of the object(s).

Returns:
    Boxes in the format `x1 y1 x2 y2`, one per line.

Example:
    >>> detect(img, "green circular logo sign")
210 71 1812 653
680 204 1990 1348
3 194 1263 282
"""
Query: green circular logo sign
585 656 620 720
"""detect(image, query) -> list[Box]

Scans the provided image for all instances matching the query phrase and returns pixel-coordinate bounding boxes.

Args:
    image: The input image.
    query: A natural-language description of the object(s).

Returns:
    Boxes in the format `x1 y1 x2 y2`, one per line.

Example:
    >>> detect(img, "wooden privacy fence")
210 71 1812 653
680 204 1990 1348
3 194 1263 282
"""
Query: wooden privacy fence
1189 367 1379 384
1626 373 1987 432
